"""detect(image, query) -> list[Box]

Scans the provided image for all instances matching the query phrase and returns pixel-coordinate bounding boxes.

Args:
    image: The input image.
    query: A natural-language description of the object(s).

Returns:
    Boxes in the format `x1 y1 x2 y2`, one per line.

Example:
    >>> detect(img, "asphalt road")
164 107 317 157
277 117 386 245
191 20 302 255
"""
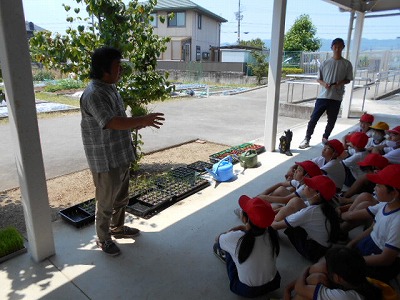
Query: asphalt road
0 87 307 191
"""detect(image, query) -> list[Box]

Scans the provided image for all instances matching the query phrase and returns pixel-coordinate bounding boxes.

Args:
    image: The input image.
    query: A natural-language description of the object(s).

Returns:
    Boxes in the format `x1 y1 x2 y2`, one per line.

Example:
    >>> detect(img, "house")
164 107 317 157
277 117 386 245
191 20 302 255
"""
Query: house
151 0 227 62
25 21 46 39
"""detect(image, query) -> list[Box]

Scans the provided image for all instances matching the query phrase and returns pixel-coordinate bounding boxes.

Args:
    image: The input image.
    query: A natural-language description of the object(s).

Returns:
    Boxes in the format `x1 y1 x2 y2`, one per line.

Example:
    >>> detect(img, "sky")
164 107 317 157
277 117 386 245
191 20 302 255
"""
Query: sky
22 0 400 44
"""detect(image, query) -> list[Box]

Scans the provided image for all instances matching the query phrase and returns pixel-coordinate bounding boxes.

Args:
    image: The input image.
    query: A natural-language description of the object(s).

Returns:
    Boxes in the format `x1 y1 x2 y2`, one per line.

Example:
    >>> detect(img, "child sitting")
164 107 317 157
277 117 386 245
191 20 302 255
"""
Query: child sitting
342 113 374 150
257 160 322 210
341 132 369 188
214 196 281 298
285 247 396 300
366 121 389 150
343 164 400 283
272 175 340 263
372 125 400 164
312 139 345 191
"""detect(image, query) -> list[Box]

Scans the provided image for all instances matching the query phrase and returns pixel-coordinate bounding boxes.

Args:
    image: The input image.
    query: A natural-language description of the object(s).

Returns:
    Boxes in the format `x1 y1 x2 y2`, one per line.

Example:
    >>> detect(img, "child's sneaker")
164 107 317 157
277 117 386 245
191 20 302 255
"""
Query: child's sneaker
213 242 227 263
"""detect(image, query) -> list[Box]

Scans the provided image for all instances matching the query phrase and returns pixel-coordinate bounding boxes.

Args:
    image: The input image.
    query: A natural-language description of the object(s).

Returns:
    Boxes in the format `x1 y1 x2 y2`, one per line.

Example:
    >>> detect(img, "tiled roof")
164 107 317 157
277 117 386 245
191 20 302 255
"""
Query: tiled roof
152 0 227 22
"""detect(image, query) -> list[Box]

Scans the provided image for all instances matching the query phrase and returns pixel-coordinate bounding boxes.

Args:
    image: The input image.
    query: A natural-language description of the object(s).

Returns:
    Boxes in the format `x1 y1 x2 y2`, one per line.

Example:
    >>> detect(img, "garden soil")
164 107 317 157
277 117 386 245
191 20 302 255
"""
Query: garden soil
0 140 228 235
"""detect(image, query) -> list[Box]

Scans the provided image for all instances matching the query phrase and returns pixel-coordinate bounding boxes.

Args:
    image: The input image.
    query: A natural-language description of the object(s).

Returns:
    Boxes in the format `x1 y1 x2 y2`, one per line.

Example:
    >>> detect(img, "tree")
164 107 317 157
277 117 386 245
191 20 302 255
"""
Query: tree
29 0 172 167
284 14 321 52
239 38 269 85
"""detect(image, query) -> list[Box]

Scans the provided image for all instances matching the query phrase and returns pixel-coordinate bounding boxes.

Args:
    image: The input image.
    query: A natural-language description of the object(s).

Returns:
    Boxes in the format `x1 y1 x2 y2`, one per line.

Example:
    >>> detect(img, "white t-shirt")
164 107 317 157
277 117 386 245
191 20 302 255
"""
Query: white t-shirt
342 151 368 179
312 156 345 190
219 230 278 286
314 284 363 300
284 204 331 248
367 202 400 256
384 148 400 164
366 137 386 149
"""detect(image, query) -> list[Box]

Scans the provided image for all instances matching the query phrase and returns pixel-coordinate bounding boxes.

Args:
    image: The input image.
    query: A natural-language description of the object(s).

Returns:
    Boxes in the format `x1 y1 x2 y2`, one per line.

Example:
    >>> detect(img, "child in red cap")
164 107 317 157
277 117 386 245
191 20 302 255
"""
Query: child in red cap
372 125 400 164
341 132 369 187
342 164 400 282
256 160 322 210
342 113 374 150
214 196 280 298
272 175 340 263
312 139 345 191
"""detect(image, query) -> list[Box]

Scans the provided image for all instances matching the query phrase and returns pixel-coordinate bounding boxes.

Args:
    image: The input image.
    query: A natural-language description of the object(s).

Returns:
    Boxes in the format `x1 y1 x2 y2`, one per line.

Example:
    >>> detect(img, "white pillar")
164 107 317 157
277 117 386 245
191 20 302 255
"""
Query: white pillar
0 0 55 261
342 11 365 118
263 0 287 151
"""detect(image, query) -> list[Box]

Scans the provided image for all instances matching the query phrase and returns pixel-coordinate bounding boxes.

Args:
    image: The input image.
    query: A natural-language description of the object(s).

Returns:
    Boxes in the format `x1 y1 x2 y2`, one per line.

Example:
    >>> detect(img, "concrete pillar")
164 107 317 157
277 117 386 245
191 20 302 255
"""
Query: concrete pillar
342 11 365 118
0 0 55 261
263 0 287 151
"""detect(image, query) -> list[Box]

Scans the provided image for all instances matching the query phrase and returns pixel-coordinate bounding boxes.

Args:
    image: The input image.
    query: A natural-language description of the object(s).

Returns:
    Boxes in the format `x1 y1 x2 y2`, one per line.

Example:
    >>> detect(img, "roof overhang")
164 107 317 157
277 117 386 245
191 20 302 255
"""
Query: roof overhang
323 0 400 13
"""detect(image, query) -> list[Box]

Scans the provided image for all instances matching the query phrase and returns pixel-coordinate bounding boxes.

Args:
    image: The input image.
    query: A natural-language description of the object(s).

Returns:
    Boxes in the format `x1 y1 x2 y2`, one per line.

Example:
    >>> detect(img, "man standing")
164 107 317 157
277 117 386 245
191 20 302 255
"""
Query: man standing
299 38 353 149
80 47 165 256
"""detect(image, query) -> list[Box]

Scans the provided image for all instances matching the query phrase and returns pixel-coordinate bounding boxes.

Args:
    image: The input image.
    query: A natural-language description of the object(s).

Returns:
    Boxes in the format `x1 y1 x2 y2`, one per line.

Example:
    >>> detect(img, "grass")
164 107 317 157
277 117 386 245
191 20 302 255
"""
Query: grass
35 92 80 107
0 227 25 258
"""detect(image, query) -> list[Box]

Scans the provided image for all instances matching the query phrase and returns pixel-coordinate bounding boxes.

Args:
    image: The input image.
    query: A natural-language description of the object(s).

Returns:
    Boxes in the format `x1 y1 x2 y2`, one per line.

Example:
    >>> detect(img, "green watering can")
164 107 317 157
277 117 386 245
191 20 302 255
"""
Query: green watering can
239 150 258 168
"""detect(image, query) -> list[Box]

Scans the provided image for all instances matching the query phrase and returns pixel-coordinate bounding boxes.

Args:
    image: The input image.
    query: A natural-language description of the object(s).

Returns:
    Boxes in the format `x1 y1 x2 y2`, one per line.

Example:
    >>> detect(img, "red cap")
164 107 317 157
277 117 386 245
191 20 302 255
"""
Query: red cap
295 160 322 177
239 196 275 228
358 153 389 170
304 175 336 201
369 122 389 131
387 126 400 135
326 139 344 156
349 132 369 149
367 165 400 189
360 113 374 123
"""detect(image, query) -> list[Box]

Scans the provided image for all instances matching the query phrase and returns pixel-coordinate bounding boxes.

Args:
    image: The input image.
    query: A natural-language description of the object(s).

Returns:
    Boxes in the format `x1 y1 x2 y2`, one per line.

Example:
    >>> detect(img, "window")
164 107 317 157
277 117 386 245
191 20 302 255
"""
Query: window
198 14 202 29
196 46 201 61
150 13 157 27
168 12 185 27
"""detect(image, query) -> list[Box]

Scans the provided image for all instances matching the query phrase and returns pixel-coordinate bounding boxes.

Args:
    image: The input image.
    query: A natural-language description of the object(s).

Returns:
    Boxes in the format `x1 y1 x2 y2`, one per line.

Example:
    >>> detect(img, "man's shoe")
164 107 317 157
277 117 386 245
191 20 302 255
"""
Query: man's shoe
299 139 310 149
96 240 121 256
213 242 227 263
322 137 328 145
111 226 140 239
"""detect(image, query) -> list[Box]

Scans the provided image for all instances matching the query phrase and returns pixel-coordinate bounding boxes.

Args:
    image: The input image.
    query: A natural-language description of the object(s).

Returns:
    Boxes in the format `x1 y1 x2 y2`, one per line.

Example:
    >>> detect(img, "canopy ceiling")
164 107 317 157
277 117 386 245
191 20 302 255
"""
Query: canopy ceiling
324 0 400 14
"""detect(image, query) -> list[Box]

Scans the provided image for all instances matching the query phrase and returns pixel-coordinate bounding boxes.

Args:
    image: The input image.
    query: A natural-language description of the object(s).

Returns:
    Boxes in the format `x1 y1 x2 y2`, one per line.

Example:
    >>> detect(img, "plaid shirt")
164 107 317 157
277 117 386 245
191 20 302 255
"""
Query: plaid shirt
80 80 135 173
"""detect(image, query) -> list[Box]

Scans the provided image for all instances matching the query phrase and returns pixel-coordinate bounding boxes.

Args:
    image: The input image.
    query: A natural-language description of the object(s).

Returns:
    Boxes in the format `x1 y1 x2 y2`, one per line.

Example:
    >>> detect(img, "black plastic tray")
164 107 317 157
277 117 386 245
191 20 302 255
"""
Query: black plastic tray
156 175 210 201
126 188 174 218
187 161 213 173
168 167 196 179
59 198 96 228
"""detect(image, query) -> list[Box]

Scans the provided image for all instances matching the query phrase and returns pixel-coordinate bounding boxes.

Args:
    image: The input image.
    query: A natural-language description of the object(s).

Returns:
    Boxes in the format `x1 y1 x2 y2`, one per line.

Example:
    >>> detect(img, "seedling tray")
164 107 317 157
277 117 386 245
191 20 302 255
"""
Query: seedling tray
126 188 174 218
187 161 213 173
156 175 210 201
168 167 196 179
59 198 96 228
209 143 265 163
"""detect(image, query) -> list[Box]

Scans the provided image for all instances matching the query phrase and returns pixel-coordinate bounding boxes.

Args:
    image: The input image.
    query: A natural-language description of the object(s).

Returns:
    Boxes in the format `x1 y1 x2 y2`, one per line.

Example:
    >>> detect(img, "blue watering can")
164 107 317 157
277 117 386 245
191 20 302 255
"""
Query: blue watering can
205 156 234 182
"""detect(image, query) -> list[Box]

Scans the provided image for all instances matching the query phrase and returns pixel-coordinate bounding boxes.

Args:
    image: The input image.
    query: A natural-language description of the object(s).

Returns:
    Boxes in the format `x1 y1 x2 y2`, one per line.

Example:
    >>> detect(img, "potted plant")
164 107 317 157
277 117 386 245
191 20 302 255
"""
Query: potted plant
0 226 27 263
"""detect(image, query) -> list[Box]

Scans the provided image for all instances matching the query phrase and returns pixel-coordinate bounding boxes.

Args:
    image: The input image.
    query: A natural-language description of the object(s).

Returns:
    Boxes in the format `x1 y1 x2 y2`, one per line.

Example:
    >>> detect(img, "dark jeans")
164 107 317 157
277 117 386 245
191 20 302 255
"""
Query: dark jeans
225 253 281 298
305 98 342 140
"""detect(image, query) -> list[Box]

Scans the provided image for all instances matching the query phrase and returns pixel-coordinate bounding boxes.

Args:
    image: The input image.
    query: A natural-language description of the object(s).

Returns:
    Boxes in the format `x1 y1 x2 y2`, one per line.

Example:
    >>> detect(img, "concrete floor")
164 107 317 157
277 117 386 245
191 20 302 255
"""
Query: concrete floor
1 112 399 300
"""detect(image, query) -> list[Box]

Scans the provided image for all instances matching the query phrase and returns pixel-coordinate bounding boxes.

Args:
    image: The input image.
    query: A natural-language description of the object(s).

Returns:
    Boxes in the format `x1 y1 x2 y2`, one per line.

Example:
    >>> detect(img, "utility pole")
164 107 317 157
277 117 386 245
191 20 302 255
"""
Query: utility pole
235 0 243 44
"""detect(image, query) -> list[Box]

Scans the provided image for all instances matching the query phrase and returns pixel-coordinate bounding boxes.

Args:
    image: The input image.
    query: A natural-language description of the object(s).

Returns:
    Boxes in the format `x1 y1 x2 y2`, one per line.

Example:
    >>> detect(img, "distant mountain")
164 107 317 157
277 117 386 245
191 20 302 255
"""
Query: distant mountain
222 38 400 51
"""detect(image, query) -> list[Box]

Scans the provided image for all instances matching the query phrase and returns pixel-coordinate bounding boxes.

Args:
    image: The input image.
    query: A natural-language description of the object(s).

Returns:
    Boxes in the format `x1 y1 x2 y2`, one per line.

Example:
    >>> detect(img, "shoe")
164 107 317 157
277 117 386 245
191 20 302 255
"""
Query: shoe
233 208 242 218
96 239 121 256
110 226 140 239
299 139 310 149
213 243 226 263
322 137 328 145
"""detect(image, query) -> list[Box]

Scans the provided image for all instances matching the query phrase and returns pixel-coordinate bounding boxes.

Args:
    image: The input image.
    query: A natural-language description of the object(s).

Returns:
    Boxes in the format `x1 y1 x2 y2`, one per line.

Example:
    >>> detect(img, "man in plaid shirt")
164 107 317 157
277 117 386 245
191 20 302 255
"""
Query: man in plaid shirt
80 47 165 256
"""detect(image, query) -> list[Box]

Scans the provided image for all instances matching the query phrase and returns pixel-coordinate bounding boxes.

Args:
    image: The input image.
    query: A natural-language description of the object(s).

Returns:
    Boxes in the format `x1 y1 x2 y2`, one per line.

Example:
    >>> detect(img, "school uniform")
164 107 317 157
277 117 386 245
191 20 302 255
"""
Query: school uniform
356 202 400 282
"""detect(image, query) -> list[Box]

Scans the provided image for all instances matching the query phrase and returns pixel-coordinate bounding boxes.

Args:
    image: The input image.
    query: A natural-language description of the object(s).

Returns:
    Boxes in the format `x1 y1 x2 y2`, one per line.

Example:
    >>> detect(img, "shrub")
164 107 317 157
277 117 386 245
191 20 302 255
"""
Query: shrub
32 70 55 81
0 227 25 257
282 67 304 77
43 79 85 92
